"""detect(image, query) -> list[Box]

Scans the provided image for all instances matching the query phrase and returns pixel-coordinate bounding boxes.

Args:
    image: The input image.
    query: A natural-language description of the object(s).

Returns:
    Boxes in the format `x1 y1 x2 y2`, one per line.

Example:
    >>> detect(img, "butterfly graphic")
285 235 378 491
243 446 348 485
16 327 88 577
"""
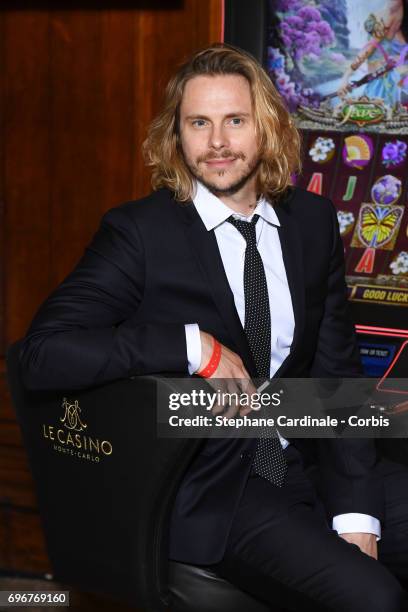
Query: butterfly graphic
355 204 403 249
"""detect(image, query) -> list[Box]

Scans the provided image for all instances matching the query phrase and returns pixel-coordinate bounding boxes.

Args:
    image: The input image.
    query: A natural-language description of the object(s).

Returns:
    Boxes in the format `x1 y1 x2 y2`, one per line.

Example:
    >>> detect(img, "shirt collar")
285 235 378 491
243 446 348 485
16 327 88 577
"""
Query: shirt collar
192 180 281 231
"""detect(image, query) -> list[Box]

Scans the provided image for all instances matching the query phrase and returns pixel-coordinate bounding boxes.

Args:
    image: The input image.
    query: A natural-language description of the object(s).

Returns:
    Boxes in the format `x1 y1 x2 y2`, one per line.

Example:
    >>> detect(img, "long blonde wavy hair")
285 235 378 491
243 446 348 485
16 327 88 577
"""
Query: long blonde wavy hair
142 43 301 202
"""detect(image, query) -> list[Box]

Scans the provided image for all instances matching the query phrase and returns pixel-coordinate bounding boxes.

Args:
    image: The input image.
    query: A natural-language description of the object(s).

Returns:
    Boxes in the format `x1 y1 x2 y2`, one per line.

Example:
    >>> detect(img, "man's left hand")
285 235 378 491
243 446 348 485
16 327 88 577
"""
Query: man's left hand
339 533 378 560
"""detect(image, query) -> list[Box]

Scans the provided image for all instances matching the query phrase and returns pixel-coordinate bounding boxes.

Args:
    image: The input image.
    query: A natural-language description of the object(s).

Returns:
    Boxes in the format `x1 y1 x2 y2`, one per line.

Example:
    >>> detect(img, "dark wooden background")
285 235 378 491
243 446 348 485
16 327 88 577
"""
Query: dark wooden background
0 0 222 575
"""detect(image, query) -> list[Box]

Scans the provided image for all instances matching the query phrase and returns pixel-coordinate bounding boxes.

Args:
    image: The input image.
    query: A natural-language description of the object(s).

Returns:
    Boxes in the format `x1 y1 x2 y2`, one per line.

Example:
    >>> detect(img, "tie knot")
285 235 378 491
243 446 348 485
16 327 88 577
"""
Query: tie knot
227 214 259 244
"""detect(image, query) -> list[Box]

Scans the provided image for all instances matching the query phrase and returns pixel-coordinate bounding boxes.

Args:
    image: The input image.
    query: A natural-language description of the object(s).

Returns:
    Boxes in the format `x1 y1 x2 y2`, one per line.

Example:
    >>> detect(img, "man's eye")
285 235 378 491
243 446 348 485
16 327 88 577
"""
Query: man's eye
192 119 207 127
230 117 243 125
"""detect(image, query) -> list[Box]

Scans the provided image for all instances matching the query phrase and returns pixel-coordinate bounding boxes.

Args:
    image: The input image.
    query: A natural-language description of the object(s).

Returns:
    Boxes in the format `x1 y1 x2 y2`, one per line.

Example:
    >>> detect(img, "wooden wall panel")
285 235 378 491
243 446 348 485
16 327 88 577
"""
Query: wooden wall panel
99 12 136 213
0 13 5 353
3 1 222 346
0 0 223 576
0 446 37 508
50 10 113 281
0 507 50 573
4 11 52 345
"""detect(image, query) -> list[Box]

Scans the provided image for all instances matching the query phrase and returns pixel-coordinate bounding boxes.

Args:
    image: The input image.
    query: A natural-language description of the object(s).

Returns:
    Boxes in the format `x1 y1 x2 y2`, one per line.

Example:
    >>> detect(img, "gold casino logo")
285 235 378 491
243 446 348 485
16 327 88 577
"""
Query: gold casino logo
60 397 87 431
42 398 113 463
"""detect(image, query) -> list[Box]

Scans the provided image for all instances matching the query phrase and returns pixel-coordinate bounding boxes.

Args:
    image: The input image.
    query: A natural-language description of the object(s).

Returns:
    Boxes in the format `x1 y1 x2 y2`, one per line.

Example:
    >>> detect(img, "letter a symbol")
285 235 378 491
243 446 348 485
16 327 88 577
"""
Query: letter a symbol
355 248 375 274
307 173 323 195
343 176 357 201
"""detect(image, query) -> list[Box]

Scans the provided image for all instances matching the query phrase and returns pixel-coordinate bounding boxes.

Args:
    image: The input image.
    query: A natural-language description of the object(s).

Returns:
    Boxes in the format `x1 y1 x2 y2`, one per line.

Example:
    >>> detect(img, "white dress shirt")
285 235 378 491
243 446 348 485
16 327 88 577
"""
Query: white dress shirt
183 180 380 540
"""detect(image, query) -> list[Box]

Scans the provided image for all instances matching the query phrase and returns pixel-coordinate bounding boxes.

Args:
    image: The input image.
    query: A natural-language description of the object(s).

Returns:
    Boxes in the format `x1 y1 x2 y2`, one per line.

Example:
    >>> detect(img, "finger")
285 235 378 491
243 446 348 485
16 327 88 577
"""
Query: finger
223 400 240 419
240 365 251 380
239 404 253 417
222 379 241 418
212 401 225 416
211 380 229 415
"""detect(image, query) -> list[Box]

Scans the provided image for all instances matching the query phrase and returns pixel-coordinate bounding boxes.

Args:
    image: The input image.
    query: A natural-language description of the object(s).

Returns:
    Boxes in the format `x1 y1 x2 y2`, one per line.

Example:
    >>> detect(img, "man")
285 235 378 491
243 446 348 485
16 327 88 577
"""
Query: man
20 44 408 610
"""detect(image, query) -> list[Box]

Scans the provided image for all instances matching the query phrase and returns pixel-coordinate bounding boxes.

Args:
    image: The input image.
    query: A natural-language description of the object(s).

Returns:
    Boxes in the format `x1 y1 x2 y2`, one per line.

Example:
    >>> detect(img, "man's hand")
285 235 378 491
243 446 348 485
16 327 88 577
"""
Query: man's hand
198 331 251 379
339 533 378 560
197 331 257 417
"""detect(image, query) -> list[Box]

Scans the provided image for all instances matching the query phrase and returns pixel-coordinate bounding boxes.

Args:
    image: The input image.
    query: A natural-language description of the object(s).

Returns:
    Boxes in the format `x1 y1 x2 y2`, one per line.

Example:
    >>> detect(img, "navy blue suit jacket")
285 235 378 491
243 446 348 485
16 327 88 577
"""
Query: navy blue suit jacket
20 186 383 564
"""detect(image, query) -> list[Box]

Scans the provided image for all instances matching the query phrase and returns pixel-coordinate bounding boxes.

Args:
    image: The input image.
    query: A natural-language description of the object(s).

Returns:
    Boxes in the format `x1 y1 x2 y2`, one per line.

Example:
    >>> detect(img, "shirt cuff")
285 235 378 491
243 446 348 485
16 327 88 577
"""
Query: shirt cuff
332 513 381 541
277 430 290 449
185 324 201 375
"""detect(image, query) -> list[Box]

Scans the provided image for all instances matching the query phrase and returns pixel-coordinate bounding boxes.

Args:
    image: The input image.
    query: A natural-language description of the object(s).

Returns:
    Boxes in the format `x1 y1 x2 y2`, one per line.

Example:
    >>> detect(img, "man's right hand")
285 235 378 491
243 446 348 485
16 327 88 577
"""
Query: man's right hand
196 331 257 416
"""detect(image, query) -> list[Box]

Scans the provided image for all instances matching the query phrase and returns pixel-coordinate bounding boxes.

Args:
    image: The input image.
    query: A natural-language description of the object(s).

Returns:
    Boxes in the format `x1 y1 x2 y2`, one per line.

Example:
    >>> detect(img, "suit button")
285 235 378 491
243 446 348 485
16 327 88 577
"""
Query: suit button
240 451 253 460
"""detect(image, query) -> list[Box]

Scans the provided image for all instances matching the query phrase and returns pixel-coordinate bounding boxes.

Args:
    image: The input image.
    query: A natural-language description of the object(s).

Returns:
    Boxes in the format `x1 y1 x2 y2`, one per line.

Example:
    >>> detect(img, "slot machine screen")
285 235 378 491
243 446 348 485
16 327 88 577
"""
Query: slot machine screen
224 0 408 376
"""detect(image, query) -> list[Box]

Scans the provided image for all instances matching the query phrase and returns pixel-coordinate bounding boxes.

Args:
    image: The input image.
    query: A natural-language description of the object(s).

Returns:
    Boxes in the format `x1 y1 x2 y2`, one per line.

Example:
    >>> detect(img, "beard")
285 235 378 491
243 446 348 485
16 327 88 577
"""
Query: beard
184 149 261 197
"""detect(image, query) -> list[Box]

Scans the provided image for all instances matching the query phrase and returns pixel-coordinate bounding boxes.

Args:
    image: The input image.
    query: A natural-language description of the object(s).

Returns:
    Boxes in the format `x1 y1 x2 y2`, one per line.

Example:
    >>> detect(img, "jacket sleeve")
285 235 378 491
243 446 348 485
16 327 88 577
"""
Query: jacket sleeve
19 206 188 391
309 200 385 524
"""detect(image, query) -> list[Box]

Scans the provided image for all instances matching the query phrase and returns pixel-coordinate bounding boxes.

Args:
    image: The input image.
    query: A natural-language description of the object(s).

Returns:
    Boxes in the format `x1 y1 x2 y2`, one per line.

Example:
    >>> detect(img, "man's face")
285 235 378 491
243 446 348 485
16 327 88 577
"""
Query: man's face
179 74 260 196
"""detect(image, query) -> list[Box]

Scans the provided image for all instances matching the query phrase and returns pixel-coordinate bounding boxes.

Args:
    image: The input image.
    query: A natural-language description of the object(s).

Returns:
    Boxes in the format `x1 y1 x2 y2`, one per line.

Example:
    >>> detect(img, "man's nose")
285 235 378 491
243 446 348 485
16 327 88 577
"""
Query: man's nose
208 124 229 150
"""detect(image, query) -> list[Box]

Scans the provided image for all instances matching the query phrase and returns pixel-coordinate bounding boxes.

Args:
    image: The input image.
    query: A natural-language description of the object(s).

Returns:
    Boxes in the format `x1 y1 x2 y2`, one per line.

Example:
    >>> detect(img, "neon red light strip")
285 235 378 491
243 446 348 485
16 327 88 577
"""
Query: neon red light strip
356 324 408 339
376 340 408 395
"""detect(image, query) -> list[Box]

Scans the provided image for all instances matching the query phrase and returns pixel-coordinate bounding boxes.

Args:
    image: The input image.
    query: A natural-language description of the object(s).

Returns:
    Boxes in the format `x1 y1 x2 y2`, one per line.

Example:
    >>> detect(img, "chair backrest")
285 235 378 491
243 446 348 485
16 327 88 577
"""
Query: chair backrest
6 340 202 611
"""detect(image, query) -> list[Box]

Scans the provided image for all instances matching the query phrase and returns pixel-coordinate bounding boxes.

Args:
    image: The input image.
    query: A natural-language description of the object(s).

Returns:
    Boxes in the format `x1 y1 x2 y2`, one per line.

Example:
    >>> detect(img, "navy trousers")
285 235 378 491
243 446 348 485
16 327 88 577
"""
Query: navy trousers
210 444 408 612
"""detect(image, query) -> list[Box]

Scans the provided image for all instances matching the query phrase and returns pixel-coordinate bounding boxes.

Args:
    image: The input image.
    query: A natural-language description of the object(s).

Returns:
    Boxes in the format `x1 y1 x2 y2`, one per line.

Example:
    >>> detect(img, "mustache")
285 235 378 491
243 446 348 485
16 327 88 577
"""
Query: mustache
196 150 247 164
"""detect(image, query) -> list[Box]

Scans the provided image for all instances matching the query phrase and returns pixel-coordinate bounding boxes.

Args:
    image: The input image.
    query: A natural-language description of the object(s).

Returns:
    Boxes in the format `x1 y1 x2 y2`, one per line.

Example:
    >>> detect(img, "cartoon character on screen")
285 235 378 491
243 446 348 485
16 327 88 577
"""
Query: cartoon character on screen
337 0 408 109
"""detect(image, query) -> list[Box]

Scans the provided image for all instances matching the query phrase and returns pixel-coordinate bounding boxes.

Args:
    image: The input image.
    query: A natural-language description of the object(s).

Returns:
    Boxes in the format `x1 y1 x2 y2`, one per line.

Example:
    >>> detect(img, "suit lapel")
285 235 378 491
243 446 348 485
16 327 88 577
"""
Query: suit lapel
174 192 305 380
273 200 306 378
176 201 258 376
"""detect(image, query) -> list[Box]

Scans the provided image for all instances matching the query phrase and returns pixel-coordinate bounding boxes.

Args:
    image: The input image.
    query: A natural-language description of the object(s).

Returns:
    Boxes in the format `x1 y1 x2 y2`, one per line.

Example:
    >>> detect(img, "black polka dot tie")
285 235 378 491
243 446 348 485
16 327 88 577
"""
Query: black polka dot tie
228 214 287 487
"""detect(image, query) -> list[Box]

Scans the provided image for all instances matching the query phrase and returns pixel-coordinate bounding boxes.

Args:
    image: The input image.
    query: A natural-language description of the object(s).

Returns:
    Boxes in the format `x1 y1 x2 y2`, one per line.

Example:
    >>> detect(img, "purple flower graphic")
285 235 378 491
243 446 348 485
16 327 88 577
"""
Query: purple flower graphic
382 140 407 168
371 175 402 205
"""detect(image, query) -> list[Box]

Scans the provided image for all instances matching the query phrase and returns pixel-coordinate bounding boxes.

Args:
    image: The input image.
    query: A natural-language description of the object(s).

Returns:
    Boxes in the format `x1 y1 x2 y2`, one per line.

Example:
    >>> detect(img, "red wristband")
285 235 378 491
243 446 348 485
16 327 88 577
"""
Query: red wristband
196 337 222 378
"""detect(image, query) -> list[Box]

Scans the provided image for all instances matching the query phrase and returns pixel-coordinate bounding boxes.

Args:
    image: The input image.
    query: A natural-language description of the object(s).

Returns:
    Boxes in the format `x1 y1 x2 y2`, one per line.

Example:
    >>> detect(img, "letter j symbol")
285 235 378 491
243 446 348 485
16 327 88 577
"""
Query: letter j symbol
343 176 357 201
